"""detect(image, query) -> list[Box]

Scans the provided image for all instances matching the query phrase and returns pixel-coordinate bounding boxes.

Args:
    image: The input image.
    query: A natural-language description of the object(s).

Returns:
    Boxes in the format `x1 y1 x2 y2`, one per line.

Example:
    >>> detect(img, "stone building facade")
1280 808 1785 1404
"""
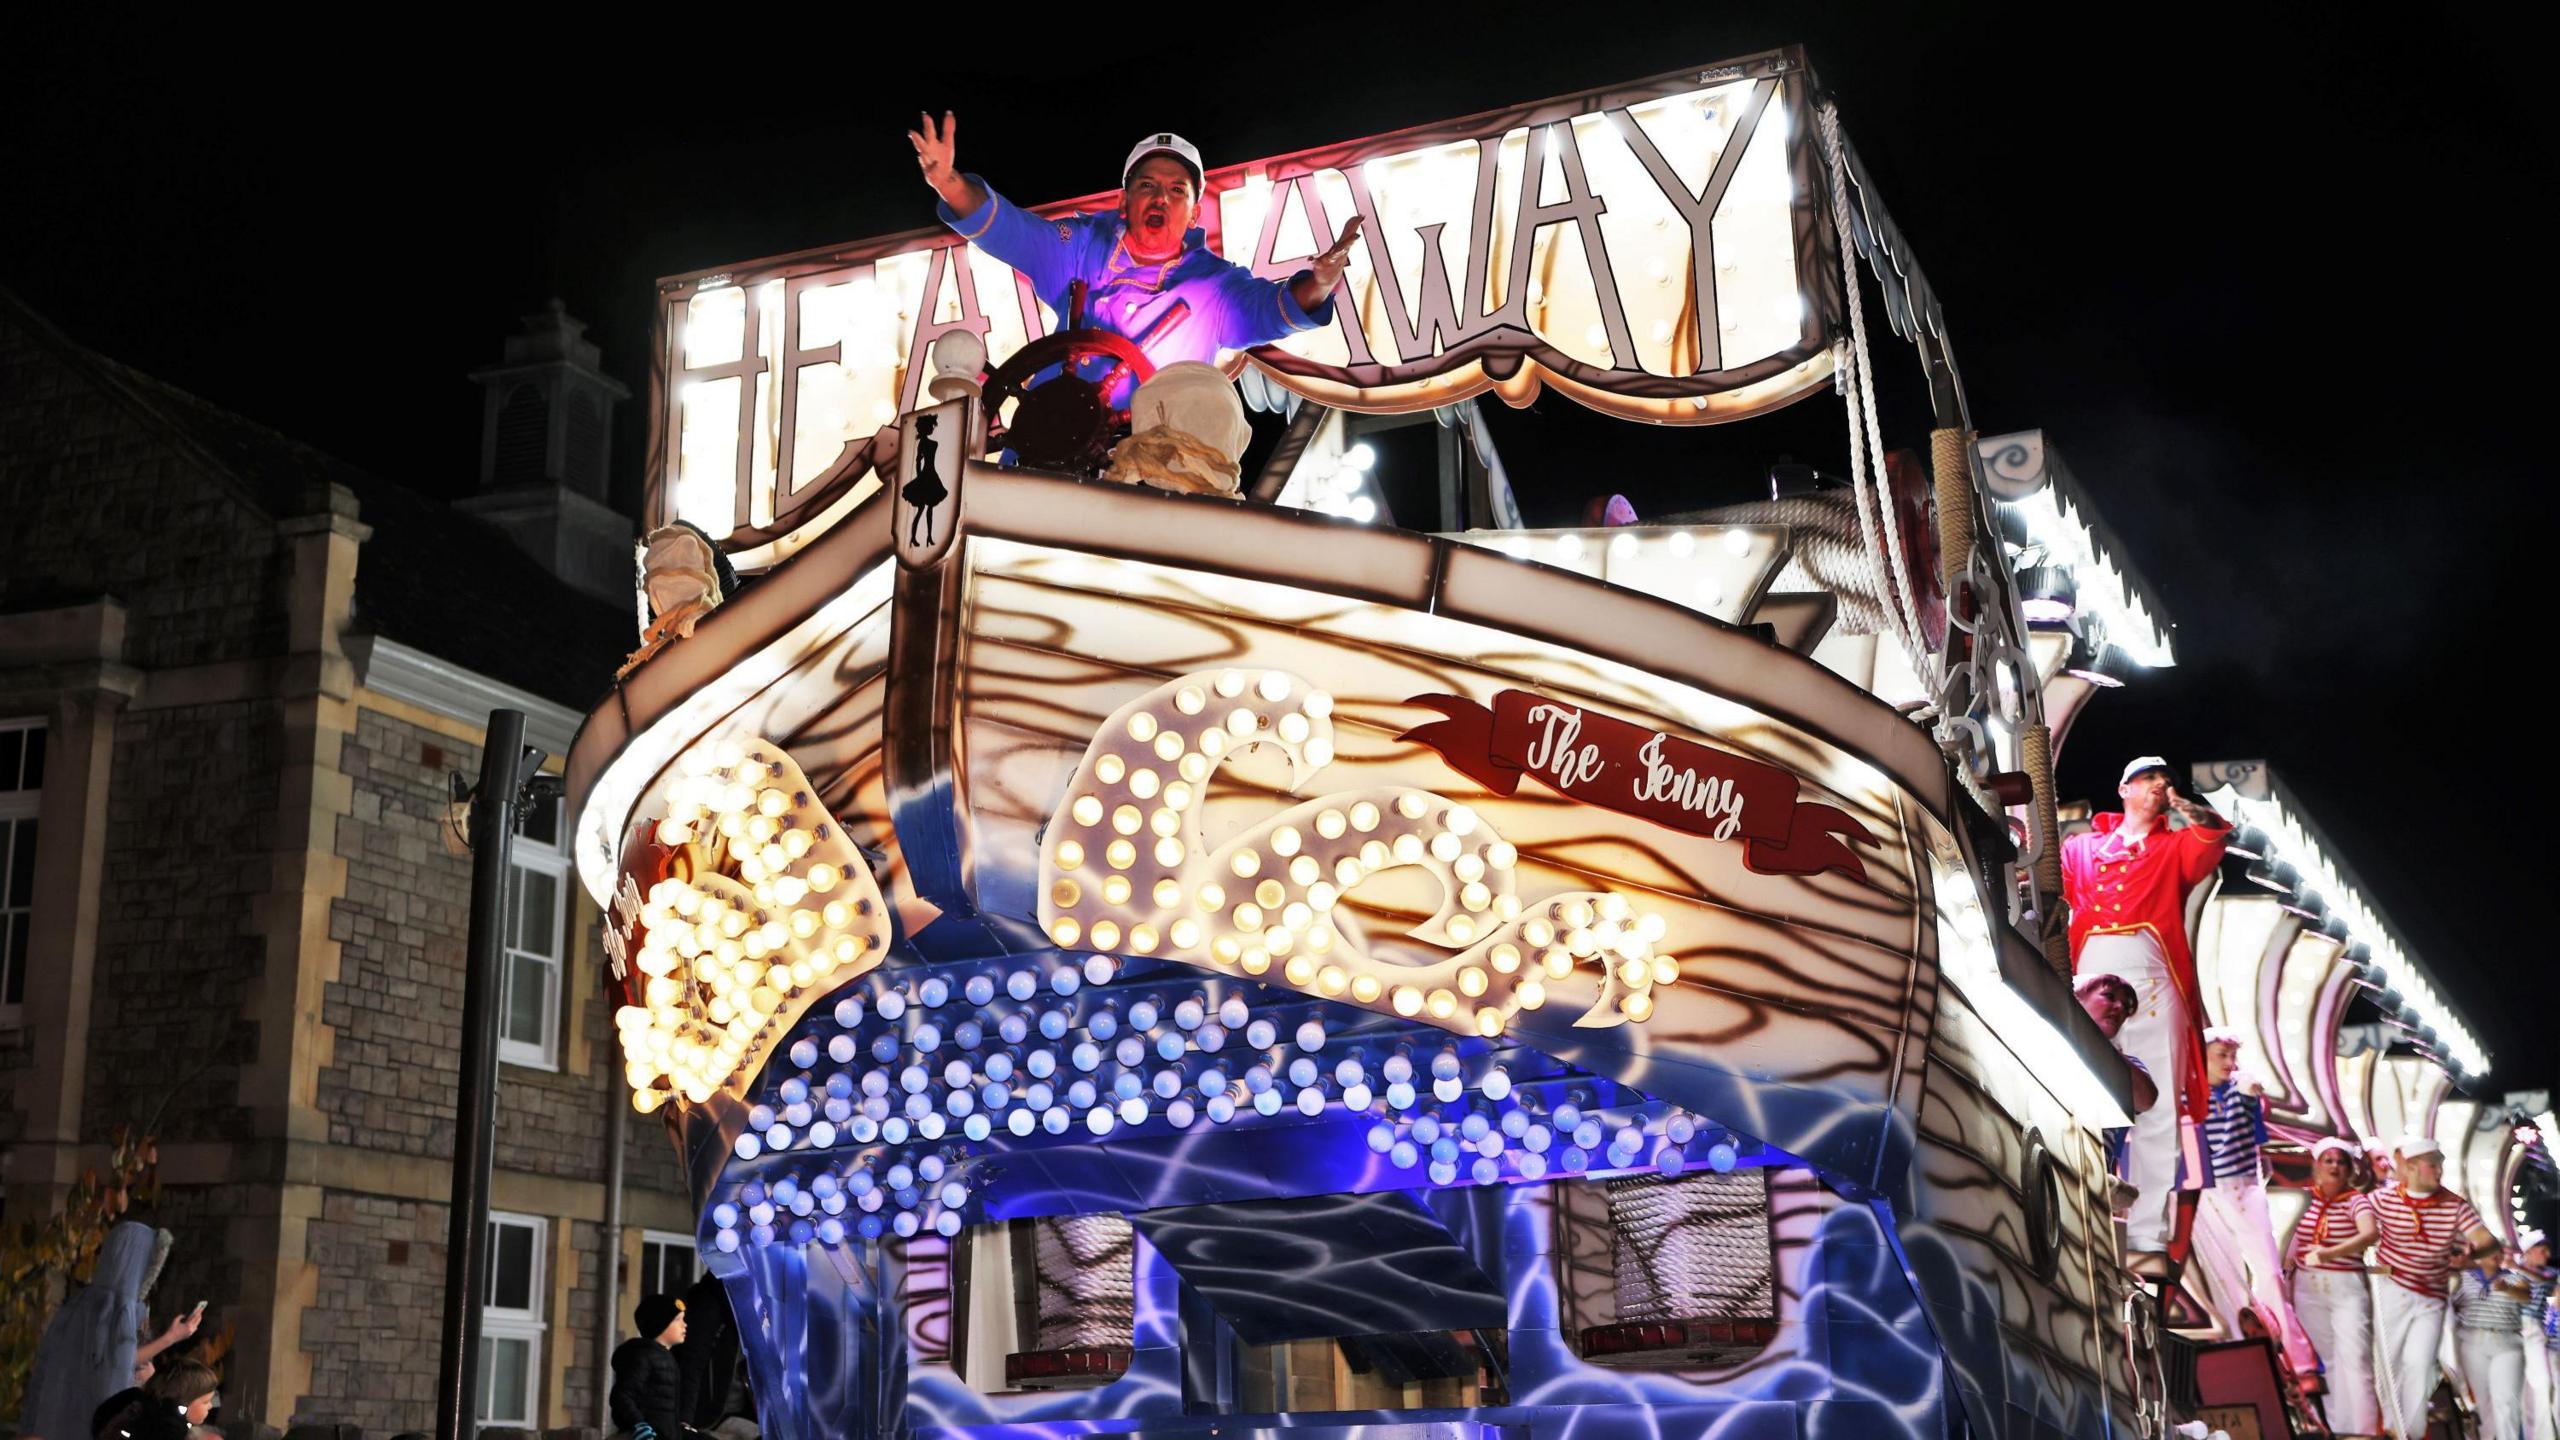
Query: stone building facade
0 288 694 1435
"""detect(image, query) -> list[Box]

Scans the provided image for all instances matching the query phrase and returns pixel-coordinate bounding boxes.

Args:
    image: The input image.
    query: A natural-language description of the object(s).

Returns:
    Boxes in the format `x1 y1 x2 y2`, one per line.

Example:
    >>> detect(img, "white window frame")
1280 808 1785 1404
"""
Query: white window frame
499 795 567 1072
0 716 44 1030
640 1229 705 1302
479 1210 548 1429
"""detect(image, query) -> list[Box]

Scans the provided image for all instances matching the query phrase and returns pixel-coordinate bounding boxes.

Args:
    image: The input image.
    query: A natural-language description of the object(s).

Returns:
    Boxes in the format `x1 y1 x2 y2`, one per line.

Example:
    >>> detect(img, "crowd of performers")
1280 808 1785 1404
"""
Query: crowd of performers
2071 757 2549 1440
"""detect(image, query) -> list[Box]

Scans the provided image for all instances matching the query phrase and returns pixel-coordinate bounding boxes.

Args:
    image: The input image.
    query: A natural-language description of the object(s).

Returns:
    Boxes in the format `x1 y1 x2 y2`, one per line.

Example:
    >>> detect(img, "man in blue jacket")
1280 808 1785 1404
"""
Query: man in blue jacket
908 112 1359 382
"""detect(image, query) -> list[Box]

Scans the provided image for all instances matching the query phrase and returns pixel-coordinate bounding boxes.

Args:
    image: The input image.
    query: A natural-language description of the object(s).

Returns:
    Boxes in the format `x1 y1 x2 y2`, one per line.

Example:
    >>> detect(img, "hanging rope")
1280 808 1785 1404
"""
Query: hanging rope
1817 101 1933 691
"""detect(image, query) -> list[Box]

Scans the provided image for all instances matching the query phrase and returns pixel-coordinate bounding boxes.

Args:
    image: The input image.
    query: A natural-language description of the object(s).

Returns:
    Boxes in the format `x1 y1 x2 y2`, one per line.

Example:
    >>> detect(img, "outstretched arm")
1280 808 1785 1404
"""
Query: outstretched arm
909 111 986 216
1290 217 1364 312
138 1304 203 1363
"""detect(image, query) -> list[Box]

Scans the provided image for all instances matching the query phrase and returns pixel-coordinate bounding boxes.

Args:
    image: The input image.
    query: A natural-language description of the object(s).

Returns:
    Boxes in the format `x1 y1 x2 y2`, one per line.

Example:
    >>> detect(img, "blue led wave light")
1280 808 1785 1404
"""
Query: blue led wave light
702 951 1762 1252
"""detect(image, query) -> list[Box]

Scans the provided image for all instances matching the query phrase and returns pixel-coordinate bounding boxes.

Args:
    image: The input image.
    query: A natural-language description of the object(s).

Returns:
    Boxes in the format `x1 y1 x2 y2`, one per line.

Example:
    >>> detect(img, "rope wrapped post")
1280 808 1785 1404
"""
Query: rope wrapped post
1929 427 1976 598
2020 721 2070 975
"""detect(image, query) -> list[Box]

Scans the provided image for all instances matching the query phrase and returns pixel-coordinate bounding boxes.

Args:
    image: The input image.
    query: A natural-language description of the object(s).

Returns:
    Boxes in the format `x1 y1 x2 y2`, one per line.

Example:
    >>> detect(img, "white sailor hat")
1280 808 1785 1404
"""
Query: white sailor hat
1123 133 1205 188
2395 1135 2442 1160
2121 755 2174 785
2522 1228 2549 1251
2202 1025 2246 1047
2311 1137 2360 1160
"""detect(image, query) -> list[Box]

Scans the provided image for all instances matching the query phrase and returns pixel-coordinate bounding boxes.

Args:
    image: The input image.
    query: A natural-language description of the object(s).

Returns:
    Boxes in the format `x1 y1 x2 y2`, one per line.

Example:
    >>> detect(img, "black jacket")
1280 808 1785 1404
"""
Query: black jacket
610 1337 685 1439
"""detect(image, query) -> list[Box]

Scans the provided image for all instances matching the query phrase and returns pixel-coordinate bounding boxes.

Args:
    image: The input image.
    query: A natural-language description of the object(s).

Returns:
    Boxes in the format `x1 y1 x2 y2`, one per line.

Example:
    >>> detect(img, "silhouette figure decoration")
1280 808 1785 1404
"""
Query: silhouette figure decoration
903 414 948 547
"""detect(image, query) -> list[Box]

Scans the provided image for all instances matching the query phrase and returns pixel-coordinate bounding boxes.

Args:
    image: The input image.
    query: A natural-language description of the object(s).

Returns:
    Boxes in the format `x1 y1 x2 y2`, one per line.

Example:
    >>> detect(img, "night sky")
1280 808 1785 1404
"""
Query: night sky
8 13 2546 1092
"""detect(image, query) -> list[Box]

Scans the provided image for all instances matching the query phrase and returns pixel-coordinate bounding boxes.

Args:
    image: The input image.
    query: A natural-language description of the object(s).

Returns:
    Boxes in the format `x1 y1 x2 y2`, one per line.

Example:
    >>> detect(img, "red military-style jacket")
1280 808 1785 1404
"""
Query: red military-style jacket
2063 811 2230 981
2064 810 2231 1121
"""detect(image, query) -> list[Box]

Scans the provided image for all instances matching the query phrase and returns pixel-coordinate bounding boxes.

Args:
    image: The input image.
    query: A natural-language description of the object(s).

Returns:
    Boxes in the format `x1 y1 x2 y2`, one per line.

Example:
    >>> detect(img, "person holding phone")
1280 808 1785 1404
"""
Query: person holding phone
2062 756 2232 1271
16 1223 199 1440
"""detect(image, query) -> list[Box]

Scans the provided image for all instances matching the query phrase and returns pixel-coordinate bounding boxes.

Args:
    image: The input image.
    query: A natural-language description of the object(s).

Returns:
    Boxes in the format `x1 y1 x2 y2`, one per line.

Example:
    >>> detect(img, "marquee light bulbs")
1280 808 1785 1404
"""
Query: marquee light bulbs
1036 668 1683 1038
612 737 891 1111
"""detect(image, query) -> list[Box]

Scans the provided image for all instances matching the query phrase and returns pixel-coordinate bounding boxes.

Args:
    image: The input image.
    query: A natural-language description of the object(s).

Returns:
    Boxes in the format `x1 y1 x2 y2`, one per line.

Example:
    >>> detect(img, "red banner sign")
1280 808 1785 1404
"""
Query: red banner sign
1401 691 1880 884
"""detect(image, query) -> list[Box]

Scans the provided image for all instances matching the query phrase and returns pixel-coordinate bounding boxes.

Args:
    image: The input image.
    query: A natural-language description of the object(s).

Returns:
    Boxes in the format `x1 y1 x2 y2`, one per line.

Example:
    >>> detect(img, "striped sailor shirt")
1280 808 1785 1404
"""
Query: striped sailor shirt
2205 1080 2265 1183
2287 1189 2376 1272
2455 1266 2535 1333
2372 1184 2486 1296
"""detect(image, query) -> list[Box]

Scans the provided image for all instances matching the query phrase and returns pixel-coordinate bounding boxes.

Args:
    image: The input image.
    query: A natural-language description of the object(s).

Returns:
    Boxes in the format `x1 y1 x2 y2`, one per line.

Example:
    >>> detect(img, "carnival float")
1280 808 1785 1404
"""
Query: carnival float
565 45 2542 1440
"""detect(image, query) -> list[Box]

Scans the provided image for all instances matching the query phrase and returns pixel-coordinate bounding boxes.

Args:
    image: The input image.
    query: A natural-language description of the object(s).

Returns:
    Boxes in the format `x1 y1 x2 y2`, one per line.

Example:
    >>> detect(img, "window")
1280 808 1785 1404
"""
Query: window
639 1231 705 1303
500 795 566 1070
478 1212 547 1429
493 385 550 487
0 718 43 1020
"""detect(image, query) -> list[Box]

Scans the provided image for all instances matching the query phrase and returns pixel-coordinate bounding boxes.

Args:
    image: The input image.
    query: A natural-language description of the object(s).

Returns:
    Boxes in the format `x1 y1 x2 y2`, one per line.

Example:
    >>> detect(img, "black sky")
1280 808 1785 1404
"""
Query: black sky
7 10 2550 1091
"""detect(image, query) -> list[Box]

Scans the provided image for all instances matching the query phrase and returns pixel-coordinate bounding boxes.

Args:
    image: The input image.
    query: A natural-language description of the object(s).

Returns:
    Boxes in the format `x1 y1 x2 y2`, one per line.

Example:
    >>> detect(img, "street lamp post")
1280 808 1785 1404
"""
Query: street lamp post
433 709 547 1440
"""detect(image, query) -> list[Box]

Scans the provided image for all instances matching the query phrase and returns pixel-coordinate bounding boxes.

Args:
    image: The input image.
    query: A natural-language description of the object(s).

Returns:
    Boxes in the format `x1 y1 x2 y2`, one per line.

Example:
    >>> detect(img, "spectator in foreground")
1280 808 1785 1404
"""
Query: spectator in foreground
612 1294 692 1440
92 1360 217 1440
17 1223 200 1440
146 1360 220 1437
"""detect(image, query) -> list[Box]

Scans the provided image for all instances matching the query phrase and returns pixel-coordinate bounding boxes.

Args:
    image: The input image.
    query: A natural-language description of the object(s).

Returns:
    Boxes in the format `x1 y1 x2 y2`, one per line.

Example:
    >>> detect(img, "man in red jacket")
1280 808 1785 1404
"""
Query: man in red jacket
2064 756 2231 1267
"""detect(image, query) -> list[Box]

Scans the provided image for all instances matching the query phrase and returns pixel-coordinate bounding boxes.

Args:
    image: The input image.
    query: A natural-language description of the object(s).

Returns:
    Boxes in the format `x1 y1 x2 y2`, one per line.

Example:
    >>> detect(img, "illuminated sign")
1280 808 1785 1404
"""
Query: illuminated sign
1402 690 1879 880
608 736 893 1111
1036 668 1683 1032
649 49 1836 568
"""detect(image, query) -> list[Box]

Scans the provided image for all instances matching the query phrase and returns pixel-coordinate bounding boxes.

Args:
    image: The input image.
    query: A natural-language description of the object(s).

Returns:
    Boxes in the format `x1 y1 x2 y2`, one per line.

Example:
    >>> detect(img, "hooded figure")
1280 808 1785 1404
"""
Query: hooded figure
17 1222 159 1440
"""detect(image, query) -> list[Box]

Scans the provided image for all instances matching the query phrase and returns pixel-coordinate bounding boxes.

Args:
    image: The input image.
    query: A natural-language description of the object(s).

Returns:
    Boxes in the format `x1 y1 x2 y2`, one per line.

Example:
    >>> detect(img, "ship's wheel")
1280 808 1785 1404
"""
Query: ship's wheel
982 280 1157 476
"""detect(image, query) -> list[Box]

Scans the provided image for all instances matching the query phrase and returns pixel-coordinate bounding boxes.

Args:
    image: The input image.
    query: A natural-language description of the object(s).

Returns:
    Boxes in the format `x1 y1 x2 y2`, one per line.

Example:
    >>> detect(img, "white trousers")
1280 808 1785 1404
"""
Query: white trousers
2462 1329 2529 1440
2080 931 2186 1251
2376 1280 2450 1440
2200 1177 2318 1372
2295 1266 2379 1434
2524 1335 2557 1440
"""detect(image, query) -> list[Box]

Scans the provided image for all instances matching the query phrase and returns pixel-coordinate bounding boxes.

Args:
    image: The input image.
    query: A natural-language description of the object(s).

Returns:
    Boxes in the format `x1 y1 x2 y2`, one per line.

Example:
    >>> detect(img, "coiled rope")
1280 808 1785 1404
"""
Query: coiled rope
1031 1214 1136 1351
1605 1171 1776 1323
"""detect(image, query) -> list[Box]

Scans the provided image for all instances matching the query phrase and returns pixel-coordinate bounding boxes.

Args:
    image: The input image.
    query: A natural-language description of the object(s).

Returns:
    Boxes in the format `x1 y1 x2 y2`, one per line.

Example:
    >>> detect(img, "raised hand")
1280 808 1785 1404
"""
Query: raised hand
907 111 974 210
1310 215 1365 293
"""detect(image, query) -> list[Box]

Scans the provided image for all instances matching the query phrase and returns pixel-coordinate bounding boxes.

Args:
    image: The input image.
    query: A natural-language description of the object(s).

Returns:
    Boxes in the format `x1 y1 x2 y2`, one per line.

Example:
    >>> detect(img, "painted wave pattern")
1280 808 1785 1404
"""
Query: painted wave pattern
634 549 2135 1440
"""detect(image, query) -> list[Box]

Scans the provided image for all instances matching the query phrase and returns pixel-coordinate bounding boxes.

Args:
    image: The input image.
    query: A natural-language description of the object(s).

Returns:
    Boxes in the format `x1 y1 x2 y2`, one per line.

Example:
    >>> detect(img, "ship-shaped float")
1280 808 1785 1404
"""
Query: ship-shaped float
567 46 2530 1440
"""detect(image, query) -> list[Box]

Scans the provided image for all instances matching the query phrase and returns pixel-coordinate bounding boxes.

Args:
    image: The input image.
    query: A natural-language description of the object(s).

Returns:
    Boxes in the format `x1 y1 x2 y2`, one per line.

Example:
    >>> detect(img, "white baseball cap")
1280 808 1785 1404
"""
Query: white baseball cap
2121 755 2173 785
1123 133 1205 188
2395 1135 2442 1160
